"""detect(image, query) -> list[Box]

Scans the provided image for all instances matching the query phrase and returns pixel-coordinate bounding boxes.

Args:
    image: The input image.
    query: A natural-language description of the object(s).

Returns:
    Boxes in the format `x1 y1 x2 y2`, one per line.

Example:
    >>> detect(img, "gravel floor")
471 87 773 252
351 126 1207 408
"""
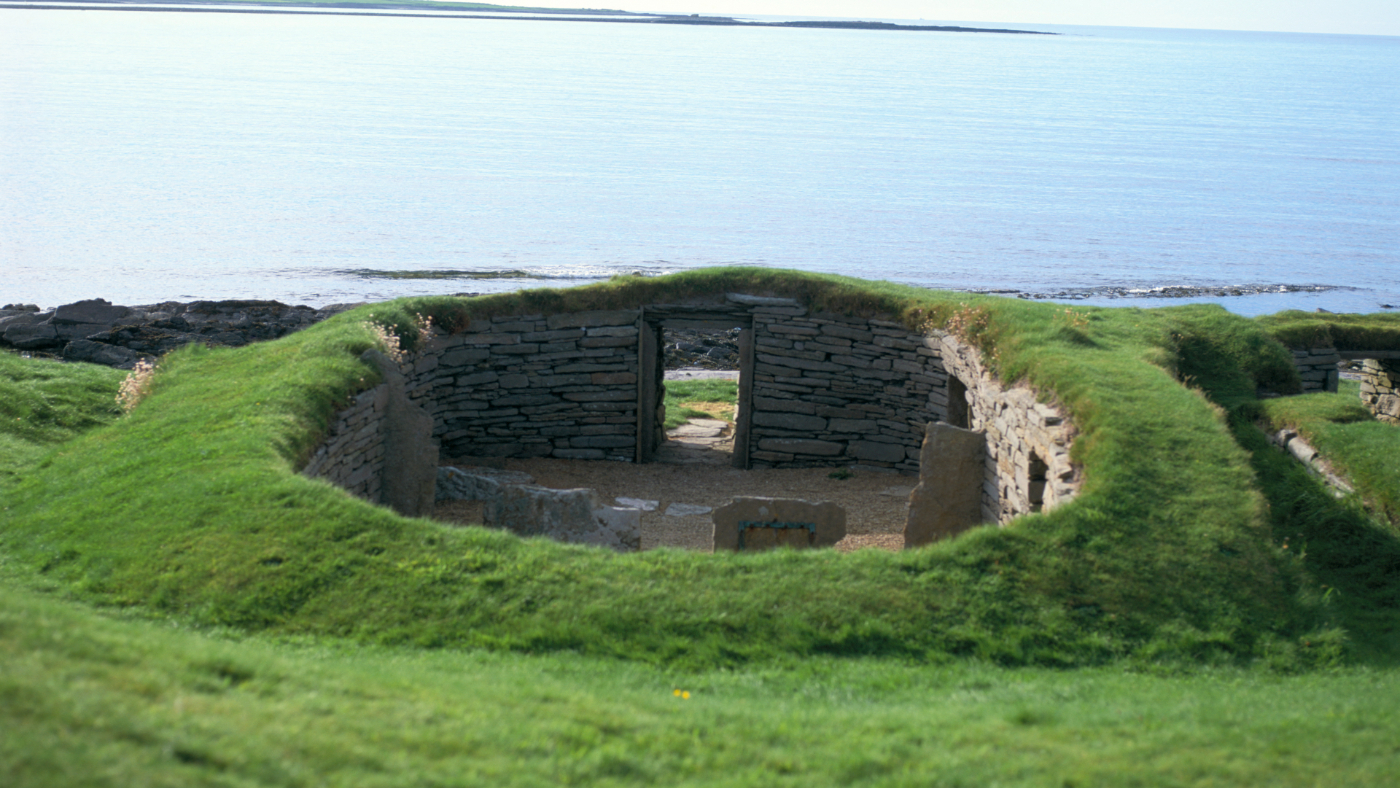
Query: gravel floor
432 456 911 553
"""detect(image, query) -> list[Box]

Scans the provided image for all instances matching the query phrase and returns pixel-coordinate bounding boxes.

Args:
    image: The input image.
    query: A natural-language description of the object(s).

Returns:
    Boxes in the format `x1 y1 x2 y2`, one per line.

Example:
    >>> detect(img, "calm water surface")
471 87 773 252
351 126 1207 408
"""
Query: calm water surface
1 9 1397 314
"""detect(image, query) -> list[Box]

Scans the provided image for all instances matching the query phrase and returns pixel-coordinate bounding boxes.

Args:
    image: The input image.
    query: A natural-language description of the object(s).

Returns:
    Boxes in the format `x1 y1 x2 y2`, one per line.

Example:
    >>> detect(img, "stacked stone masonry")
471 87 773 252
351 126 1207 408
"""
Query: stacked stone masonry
404 310 643 462
933 330 1079 524
1289 346 1400 423
301 383 389 502
306 294 1083 533
1359 358 1400 425
1291 347 1341 393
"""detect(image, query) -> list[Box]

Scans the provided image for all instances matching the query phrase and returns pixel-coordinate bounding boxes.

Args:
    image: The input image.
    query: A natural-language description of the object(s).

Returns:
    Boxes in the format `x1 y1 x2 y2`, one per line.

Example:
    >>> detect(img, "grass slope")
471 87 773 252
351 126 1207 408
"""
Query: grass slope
0 350 124 490
0 270 1389 670
4 578 1400 787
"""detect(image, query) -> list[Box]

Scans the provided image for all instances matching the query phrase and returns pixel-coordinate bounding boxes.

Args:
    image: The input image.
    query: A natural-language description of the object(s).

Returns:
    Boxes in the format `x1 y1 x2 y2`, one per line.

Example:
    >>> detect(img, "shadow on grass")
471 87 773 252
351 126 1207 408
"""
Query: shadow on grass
1232 417 1400 663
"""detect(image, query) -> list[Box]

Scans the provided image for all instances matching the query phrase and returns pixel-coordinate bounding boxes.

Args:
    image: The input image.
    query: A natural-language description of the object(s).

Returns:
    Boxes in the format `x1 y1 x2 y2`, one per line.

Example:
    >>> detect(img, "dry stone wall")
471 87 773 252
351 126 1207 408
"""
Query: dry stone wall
1359 358 1400 425
302 383 389 502
747 304 947 471
405 311 641 462
933 330 1079 524
1291 346 1341 393
306 293 1082 534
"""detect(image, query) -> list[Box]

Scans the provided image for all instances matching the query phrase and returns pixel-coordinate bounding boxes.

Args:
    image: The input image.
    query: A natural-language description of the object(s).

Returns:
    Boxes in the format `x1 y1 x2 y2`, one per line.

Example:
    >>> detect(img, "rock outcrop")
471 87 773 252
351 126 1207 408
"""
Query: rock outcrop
1 299 360 368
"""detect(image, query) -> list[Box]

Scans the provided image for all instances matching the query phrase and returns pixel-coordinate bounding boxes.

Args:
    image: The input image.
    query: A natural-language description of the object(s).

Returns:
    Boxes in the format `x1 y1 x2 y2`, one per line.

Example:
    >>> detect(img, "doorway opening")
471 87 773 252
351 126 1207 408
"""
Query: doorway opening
636 311 753 467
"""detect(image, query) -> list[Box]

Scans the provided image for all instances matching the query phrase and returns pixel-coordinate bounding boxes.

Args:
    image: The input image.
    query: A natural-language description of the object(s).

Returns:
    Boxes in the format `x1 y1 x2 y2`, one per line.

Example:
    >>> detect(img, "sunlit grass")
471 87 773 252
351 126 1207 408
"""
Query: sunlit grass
664 378 738 430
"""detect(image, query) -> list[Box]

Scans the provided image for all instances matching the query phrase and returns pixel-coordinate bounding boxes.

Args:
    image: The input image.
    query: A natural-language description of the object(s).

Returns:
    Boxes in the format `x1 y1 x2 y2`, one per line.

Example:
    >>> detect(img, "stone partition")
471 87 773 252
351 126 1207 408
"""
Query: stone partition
1359 358 1400 424
934 330 1079 524
1291 346 1341 393
407 311 642 461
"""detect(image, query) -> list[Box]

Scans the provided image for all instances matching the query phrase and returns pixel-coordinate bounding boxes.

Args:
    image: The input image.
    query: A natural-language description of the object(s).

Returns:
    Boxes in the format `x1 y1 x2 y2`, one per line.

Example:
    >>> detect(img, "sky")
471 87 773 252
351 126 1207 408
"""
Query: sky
611 1 1400 37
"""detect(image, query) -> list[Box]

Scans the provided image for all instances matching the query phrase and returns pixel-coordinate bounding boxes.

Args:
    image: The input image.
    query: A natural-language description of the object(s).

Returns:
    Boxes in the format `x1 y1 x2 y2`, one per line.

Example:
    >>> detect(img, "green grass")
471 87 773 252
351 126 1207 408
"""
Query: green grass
663 378 738 430
1257 310 1400 351
0 350 125 490
4 577 1399 787
1258 383 1400 527
5 271 1400 782
0 269 1391 674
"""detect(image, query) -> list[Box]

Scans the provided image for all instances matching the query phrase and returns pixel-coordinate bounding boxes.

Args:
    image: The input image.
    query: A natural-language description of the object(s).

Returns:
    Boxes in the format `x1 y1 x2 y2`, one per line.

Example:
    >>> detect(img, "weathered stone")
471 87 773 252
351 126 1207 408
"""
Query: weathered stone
904 422 987 547
751 412 827 432
52 298 130 325
756 438 844 456
0 312 43 330
545 310 638 330
726 293 800 307
712 497 845 552
61 339 141 367
436 466 535 502
483 485 639 551
3 322 59 349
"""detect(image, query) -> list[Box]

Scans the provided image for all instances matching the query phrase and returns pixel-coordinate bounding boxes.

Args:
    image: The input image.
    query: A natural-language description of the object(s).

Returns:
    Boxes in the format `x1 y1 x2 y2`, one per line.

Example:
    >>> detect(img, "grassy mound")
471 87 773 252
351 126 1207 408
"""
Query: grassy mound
1256 310 1400 351
0 351 125 489
1 269 1389 669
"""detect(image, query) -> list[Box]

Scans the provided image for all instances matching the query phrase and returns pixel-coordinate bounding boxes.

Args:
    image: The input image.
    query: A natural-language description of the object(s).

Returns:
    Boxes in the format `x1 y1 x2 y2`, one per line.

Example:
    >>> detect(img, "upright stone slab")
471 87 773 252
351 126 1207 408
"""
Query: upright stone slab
903 422 986 548
711 497 845 552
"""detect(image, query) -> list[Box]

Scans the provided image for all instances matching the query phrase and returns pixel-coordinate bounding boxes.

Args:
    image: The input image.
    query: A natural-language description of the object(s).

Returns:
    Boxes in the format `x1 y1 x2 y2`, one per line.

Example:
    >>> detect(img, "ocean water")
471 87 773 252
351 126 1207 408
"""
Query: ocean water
1 8 1397 315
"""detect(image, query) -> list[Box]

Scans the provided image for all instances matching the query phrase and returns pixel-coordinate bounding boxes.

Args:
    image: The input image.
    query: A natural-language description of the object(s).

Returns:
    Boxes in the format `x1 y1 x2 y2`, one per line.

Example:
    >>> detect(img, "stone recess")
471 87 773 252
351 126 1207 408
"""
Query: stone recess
302 350 438 518
711 497 846 552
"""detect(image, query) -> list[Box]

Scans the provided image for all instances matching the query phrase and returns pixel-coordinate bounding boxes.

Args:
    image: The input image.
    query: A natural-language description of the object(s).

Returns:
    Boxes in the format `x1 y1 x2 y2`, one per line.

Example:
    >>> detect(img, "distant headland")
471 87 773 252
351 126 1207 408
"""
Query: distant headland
0 0 1055 34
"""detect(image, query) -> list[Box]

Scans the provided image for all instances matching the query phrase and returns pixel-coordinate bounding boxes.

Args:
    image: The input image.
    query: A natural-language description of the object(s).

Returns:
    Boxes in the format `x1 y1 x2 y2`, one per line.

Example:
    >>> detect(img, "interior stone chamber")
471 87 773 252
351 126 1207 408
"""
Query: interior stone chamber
321 292 1081 528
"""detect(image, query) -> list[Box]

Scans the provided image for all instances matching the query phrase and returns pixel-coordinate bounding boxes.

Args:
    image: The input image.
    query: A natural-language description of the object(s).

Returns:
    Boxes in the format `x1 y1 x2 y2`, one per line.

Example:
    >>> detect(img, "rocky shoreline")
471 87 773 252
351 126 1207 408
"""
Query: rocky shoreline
0 298 361 369
1 297 748 372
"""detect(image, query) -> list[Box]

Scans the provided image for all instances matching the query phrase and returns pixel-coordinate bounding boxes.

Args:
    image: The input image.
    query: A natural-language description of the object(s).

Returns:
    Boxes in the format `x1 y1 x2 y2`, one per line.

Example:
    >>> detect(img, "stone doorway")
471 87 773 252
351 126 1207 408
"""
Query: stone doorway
636 306 754 467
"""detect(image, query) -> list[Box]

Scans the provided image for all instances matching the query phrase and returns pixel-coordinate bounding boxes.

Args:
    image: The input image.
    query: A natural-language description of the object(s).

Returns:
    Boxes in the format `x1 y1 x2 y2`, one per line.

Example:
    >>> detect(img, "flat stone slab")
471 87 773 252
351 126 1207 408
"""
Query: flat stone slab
712 497 845 552
664 503 713 517
436 466 535 502
616 497 659 511
668 419 730 439
484 485 639 552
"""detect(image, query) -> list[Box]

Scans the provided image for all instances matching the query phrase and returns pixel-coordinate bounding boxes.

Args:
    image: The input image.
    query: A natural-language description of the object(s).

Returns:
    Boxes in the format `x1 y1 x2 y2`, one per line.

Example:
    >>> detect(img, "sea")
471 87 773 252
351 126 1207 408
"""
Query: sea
2 6 1397 315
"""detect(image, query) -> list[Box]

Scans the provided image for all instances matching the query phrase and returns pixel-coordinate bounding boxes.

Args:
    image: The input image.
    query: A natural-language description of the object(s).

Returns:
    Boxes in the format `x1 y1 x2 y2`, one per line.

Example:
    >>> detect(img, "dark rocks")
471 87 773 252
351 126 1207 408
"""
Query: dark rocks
0 298 357 368
664 327 740 370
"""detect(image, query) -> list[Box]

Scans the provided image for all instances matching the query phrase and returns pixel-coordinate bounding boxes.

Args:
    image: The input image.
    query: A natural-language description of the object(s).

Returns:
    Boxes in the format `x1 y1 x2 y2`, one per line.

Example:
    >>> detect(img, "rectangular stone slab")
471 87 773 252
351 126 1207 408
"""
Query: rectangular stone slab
712 497 845 552
903 422 986 547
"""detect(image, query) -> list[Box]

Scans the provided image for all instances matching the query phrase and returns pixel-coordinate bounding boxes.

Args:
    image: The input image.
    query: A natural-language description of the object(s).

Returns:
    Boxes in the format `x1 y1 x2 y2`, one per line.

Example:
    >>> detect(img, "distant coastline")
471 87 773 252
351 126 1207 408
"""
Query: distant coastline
0 0 1054 34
